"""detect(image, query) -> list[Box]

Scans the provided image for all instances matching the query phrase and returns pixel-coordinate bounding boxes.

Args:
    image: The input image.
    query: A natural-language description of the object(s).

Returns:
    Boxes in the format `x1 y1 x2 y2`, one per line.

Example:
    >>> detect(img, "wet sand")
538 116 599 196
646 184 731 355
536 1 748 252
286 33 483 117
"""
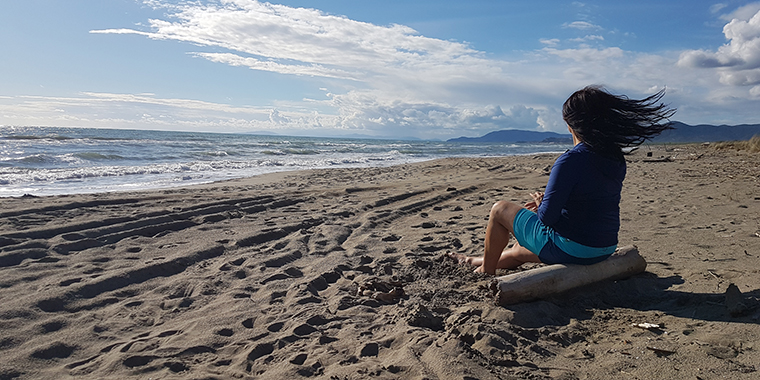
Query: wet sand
1 143 759 379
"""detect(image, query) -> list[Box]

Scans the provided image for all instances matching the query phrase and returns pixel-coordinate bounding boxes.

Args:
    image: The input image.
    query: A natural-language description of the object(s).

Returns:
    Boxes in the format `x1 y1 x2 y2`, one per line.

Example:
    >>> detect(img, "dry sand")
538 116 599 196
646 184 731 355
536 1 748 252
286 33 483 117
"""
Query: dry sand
1 143 759 380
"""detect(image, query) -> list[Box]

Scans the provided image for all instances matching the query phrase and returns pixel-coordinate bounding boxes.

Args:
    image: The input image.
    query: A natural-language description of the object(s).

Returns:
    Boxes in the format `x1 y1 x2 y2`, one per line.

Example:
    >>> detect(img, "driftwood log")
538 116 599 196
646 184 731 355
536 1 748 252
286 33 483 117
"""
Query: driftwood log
492 245 646 305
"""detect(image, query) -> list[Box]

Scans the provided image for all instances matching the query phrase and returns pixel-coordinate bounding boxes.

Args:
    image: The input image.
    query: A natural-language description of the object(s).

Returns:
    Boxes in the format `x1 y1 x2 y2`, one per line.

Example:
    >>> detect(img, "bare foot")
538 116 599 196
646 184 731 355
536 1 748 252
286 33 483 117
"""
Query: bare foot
446 252 483 267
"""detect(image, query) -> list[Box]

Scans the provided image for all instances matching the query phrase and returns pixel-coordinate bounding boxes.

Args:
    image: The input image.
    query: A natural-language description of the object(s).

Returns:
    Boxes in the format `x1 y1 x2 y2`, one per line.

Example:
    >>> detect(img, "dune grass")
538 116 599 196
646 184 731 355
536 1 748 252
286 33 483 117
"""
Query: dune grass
713 135 760 152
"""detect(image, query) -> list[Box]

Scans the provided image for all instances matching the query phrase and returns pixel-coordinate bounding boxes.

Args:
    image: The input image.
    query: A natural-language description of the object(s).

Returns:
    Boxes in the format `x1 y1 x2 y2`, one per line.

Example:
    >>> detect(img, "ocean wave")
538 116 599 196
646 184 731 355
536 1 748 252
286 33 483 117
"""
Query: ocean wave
9 134 77 141
16 154 58 164
259 148 319 156
282 148 319 155
73 152 127 161
2 153 409 186
199 151 231 157
89 136 135 141
3 135 46 141
0 159 281 185
0 126 574 197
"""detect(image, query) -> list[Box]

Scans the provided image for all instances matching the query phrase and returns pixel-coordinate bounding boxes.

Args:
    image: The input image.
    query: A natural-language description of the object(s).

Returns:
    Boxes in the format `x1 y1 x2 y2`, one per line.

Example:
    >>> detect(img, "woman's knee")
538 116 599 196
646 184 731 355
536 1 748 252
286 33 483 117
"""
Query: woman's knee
490 200 521 223
490 200 508 213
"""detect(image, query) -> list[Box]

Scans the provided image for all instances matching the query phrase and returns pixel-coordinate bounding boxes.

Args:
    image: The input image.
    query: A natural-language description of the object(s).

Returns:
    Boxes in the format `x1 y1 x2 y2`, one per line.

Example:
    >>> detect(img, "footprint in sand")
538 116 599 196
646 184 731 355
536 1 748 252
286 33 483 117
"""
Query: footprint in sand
292 324 318 336
290 353 308 365
307 272 338 292
381 234 401 242
261 267 303 284
319 336 339 344
305 315 333 326
247 342 275 362
242 318 255 329
230 257 246 266
122 355 158 368
216 328 234 337
269 291 287 304
39 320 65 333
296 296 321 305
359 342 379 357
59 278 81 286
267 322 284 332
31 342 76 359
156 330 180 338
263 251 303 268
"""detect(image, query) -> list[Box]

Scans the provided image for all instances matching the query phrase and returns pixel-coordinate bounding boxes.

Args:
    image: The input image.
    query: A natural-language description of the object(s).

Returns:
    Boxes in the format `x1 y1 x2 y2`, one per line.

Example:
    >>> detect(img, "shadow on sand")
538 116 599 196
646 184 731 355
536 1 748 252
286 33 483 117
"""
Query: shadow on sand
506 272 760 328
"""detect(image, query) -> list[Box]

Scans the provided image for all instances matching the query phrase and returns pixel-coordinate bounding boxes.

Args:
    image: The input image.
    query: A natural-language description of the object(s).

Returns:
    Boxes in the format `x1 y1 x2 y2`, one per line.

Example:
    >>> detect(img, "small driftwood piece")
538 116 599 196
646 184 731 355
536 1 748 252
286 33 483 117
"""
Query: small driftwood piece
642 156 672 163
493 245 646 305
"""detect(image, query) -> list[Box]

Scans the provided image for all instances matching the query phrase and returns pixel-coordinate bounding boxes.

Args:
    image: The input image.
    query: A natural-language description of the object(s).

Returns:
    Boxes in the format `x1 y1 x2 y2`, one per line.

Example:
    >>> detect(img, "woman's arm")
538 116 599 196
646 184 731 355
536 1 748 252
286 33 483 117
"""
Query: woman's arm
537 152 580 226
524 192 543 211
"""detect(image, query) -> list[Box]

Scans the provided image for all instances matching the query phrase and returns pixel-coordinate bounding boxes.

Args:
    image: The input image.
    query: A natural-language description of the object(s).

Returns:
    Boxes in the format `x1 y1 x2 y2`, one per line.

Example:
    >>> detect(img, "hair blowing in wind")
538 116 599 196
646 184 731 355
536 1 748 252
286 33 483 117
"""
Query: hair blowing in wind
562 86 677 160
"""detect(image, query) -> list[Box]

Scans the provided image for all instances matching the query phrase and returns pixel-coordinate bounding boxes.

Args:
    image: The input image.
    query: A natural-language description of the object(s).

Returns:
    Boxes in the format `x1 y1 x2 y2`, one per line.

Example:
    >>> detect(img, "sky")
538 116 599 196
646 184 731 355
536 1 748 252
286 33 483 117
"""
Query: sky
1 0 760 140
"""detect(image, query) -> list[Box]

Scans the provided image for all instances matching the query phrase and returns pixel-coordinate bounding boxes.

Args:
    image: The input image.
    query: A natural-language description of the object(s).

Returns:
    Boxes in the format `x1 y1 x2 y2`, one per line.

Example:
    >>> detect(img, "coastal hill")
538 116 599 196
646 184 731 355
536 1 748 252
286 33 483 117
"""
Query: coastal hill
447 122 760 144
447 129 572 143
651 121 760 143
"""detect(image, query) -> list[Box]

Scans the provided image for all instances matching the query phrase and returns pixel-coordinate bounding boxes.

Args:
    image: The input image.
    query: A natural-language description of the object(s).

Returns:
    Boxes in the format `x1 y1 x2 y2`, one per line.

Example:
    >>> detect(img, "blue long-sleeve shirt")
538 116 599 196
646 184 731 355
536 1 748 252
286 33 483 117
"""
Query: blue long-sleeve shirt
537 142 626 247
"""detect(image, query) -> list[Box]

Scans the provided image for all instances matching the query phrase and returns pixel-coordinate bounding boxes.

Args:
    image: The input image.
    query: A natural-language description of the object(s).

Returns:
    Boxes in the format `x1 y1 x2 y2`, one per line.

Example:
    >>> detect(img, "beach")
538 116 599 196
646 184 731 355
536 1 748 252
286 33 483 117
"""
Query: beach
1 143 759 379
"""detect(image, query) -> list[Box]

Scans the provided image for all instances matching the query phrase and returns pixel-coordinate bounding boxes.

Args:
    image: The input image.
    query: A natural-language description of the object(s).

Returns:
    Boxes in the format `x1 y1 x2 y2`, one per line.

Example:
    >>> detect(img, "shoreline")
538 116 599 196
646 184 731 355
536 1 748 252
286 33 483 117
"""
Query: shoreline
1 143 759 379
0 125 577 199
1 149 575 199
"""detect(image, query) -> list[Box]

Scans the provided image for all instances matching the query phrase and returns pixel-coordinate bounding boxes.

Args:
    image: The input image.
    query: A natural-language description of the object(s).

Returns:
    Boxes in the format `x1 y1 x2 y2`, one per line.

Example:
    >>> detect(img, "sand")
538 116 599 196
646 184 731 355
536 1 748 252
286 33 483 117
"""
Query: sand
1 143 759 380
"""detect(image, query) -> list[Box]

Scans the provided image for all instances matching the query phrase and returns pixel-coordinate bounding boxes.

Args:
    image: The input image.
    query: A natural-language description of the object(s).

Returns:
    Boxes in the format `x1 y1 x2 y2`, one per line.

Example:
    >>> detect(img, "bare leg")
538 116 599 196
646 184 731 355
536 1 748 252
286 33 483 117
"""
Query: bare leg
447 201 540 274
449 241 537 269
488 241 540 270
478 200 526 274
449 201 540 274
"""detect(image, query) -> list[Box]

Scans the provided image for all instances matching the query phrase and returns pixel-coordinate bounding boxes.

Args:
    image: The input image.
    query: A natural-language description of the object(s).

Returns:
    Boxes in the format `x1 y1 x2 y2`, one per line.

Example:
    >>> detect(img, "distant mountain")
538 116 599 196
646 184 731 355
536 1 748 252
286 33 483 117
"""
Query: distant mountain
651 122 760 143
447 129 572 143
446 122 760 144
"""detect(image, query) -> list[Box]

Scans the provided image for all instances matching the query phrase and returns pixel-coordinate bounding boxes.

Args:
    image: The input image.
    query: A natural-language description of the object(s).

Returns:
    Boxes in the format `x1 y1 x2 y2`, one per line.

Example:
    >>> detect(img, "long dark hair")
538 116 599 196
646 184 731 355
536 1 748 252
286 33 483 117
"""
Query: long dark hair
562 86 676 160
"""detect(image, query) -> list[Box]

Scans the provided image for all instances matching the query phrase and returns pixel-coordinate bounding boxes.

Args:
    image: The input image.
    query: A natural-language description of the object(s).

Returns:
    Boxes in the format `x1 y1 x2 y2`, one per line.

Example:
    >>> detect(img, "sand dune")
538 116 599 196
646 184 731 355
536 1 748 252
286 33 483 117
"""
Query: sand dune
1 144 759 379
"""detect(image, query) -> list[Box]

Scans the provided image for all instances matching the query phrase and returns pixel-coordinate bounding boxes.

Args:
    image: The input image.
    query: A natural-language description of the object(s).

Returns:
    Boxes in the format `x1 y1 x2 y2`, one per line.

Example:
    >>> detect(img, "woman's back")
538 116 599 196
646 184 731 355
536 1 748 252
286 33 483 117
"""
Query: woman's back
538 142 625 247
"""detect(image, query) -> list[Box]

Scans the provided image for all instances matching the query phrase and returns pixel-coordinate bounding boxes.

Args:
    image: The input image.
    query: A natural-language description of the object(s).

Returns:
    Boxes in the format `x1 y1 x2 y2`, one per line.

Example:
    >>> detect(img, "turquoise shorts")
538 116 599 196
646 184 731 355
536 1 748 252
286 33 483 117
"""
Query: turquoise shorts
512 208 616 265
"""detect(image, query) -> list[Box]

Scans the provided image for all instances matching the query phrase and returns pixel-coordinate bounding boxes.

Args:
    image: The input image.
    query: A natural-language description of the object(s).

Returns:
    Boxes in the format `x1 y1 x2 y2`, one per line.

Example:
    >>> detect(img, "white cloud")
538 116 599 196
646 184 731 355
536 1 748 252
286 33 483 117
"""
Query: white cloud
539 38 560 47
92 0 486 82
711 3 728 14
545 46 624 61
719 2 760 21
90 28 153 36
679 7 760 88
320 91 546 138
193 52 361 79
7 0 754 138
86 0 537 137
0 93 291 132
569 35 604 43
563 21 602 30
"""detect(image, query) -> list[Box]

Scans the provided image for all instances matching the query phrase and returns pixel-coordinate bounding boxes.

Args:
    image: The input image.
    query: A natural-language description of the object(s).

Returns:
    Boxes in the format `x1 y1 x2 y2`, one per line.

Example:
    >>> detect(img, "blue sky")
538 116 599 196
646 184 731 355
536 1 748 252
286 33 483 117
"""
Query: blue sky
1 0 760 139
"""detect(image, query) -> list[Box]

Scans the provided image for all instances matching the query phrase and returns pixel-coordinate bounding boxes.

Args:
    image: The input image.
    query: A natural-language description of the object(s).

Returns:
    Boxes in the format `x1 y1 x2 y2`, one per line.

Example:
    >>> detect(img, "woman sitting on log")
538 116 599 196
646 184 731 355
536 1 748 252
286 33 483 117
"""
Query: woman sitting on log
450 85 676 274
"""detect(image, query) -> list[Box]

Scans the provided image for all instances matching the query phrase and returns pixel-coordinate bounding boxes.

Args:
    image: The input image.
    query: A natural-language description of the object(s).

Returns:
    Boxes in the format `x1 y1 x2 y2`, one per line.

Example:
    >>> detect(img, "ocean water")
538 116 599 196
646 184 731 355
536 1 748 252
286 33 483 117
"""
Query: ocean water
0 126 571 197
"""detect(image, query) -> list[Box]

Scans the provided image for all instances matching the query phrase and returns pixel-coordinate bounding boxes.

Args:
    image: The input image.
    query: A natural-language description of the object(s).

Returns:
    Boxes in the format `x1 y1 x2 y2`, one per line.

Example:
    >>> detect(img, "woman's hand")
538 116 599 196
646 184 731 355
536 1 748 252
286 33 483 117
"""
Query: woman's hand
524 192 544 212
